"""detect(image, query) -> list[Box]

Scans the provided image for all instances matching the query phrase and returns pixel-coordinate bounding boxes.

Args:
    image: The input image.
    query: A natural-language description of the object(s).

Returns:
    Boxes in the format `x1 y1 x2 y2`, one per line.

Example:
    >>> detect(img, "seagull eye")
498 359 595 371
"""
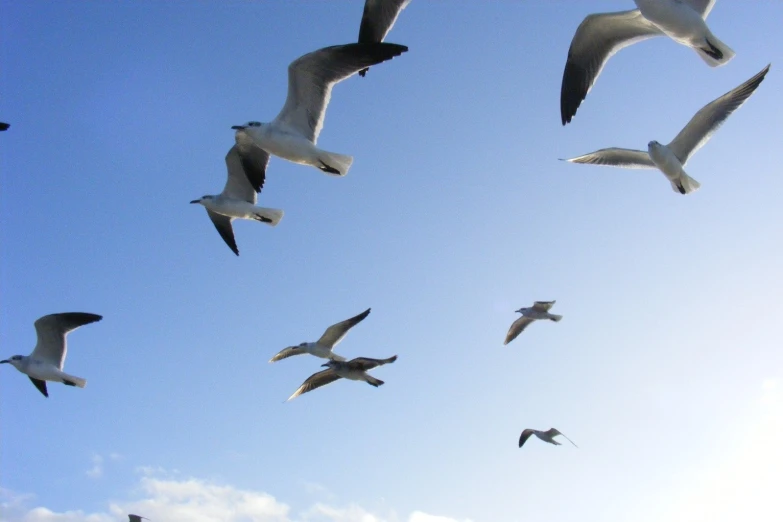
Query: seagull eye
249 121 260 127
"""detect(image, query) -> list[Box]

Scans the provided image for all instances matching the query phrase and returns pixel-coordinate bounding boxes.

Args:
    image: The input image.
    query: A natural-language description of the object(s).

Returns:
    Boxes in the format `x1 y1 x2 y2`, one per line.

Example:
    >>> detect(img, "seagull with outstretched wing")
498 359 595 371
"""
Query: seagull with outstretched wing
287 355 397 401
270 308 371 363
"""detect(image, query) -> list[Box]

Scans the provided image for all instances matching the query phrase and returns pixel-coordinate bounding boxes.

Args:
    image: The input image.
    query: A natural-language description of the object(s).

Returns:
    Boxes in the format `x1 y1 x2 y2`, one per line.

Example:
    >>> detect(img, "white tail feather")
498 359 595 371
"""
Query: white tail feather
670 174 701 195
318 151 353 176
255 208 284 226
549 314 563 322
62 373 87 388
694 34 735 67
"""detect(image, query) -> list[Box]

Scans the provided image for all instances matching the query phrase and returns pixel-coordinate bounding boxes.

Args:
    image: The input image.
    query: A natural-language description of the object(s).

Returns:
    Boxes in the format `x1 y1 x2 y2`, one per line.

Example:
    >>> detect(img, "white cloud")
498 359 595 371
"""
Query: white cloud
2 473 467 522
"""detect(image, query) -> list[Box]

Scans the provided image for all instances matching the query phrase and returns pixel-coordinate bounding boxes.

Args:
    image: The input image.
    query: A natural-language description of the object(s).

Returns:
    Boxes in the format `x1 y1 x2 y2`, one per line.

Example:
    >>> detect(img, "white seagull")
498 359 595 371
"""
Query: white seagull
358 0 412 76
190 145 283 256
128 516 150 522
563 64 770 195
287 355 397 401
1 312 102 397
561 0 733 125
518 428 578 449
270 308 371 363
504 301 562 345
231 42 408 177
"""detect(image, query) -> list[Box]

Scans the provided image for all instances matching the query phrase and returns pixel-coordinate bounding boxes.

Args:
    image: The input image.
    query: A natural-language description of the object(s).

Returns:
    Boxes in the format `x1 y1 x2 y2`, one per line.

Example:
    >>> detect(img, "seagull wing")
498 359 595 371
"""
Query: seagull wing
0 122 9 131
561 9 661 125
273 43 408 143
504 316 534 345
682 0 716 18
206 210 238 256
317 308 371 349
358 0 411 76
222 146 258 203
548 428 579 448
231 136 270 194
31 313 102 369
347 355 397 371
287 369 342 401
269 346 307 363
667 64 770 164
29 377 49 397
532 300 556 312
564 148 657 169
519 429 536 448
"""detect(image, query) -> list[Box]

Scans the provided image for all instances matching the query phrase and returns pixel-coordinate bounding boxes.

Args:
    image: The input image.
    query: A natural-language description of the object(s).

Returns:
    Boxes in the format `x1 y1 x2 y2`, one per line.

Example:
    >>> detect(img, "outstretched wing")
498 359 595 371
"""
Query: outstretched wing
206 210 238 256
518 429 536 448
269 346 307 363
347 355 397 371
287 369 342 401
273 43 408 143
32 312 102 369
29 377 49 397
317 308 371 349
532 300 555 312
224 145 263 200
504 316 533 345
563 148 656 169
547 428 578 448
668 64 770 164
233 134 271 194
357 0 412 76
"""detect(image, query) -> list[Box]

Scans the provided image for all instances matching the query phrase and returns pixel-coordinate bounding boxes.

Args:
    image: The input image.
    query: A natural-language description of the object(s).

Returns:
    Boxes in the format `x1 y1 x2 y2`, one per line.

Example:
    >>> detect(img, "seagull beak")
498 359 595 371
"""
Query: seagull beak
321 362 330 367
231 125 246 130
0 359 9 364
190 199 200 204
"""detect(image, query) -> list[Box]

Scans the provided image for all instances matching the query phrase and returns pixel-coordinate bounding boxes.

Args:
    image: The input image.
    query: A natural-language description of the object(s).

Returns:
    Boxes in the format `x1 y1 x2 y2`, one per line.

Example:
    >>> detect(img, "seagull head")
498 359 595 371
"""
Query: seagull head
0 355 24 368
514 307 528 314
189 195 213 205
648 140 662 150
321 360 340 368
231 121 263 131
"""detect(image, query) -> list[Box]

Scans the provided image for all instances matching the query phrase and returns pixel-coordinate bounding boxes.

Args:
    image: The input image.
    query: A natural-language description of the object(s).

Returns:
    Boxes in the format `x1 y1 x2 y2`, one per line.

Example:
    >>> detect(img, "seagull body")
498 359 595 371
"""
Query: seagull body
191 145 283 255
561 0 732 125
358 0 412 76
270 308 371 363
232 42 408 177
287 355 397 401
1 312 102 397
504 301 562 345
518 428 578 449
563 64 770 194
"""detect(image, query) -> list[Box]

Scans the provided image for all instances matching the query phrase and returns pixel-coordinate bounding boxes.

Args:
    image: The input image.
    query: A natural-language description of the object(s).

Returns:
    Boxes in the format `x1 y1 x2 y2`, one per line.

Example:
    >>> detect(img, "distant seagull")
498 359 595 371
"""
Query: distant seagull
504 301 562 345
190 145 283 256
0 122 9 131
287 355 397 401
231 42 408 177
562 64 769 194
0 313 102 397
561 0 733 125
128 516 150 522
358 0 412 76
519 428 578 449
270 308 371 363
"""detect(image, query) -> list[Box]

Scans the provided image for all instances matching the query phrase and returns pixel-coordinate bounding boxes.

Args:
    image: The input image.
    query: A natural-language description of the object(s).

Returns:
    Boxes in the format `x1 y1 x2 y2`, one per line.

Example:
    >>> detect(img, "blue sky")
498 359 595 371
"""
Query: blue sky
1 1 781 521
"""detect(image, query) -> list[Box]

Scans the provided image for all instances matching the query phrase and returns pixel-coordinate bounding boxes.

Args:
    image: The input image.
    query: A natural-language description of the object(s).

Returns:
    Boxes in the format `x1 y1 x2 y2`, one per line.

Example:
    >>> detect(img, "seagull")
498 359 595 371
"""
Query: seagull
270 308 371 363
287 355 397 401
357 0 412 76
1 312 102 397
562 64 770 195
231 42 408 178
190 145 283 256
504 301 562 345
128 516 150 522
0 122 9 131
519 428 578 449
561 0 733 125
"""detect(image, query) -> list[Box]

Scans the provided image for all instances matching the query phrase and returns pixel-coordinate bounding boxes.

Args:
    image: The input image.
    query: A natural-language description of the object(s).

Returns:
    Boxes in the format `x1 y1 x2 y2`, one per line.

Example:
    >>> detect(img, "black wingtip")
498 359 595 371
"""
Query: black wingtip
359 68 368 77
560 59 588 126
0 122 9 131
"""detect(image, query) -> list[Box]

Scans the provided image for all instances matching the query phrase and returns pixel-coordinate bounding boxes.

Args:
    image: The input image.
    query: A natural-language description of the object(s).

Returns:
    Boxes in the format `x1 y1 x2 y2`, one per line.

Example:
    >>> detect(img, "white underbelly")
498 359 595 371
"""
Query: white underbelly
256 130 319 164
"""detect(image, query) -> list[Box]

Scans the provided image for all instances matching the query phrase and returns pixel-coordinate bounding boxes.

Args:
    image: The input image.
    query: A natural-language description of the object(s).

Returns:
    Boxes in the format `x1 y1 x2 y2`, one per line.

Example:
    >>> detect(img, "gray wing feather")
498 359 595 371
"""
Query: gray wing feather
206 210 238 256
269 346 307 363
317 308 371 348
504 316 534 345
231 136 271 194
518 429 535 448
31 313 102 369
273 43 408 143
287 369 342 401
561 9 661 125
347 355 397 371
668 64 770 164
359 0 411 43
532 300 555 312
222 146 258 203
564 148 656 169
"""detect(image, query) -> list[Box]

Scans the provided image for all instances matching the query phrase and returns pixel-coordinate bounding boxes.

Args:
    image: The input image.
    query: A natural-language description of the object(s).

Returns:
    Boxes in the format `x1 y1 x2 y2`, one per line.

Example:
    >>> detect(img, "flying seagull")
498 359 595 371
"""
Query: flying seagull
191 145 283 256
128 516 150 522
562 64 769 194
270 308 371 363
0 122 9 131
358 0 412 76
231 42 408 178
561 0 733 125
287 355 397 401
1 312 102 397
519 428 578 449
504 301 562 345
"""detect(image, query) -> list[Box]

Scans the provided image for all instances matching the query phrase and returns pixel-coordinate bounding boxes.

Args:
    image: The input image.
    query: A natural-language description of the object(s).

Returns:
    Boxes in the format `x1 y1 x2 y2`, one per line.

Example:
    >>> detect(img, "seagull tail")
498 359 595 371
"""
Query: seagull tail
60 373 87 388
254 207 284 227
695 34 735 67
318 150 353 176
670 173 701 195
549 314 563 322
365 375 384 387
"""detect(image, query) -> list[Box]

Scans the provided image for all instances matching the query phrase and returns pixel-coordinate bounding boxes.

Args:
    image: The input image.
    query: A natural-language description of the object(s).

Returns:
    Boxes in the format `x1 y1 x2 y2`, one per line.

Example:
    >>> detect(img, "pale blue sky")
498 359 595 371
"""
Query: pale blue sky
1 2 782 522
